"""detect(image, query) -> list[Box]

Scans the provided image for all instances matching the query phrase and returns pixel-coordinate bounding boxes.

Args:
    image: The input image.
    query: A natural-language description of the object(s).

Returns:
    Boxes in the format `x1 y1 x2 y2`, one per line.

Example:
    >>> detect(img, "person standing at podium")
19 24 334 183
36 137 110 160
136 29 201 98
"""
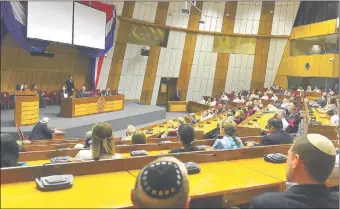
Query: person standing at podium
66 75 75 98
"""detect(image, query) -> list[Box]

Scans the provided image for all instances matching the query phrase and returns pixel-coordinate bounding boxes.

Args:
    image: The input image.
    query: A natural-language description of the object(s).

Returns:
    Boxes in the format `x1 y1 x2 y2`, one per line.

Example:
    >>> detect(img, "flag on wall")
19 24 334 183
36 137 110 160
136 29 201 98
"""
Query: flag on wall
80 1 117 91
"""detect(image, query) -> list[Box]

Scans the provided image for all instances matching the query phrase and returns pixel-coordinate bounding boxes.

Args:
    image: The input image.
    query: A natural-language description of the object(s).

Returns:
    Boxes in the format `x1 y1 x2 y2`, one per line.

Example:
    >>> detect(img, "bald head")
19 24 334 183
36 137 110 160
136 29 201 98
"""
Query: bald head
132 157 190 208
286 134 336 183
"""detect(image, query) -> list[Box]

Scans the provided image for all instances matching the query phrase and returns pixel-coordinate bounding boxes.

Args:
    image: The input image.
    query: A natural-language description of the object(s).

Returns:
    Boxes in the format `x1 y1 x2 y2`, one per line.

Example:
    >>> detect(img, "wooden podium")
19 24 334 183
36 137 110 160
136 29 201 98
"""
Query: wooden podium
14 91 39 126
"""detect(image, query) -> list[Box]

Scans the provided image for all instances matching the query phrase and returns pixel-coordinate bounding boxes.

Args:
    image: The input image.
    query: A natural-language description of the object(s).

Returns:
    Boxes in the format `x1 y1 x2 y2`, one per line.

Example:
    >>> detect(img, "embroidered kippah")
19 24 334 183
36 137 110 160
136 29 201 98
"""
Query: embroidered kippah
140 161 183 199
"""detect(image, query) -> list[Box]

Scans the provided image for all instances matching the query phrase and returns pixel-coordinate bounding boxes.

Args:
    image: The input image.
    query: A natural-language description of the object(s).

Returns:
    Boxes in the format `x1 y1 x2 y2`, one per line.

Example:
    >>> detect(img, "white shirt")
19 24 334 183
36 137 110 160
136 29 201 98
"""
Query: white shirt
250 94 259 99
211 101 216 106
331 114 339 125
74 150 122 161
220 95 228 101
261 96 269 100
238 99 245 104
233 98 240 103
282 118 289 131
271 96 278 101
281 103 289 108
200 99 206 104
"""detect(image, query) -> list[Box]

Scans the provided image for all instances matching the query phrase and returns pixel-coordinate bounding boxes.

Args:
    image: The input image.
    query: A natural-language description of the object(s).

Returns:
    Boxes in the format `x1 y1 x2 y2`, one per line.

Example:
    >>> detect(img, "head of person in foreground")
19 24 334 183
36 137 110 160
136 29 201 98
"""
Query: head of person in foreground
131 156 190 208
286 134 336 184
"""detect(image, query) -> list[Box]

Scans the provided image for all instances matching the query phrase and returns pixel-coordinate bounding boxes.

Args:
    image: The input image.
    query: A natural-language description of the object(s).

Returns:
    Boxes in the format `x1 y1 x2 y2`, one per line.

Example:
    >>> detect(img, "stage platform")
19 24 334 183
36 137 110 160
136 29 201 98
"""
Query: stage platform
1 101 185 139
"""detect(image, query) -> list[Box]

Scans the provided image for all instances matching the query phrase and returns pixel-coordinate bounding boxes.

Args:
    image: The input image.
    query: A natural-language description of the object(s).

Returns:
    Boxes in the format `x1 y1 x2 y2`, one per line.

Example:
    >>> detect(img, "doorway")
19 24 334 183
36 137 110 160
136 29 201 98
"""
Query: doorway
156 77 178 106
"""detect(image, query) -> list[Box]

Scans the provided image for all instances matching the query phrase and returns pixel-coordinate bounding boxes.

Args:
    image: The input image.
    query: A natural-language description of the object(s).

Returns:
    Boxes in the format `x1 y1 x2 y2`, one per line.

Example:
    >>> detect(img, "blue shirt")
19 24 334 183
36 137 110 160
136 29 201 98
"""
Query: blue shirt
213 135 242 150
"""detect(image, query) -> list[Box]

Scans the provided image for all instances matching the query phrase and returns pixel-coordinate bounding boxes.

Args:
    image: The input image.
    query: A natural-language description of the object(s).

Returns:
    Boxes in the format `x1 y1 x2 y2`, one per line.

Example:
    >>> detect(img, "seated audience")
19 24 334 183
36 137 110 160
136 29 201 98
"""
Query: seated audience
279 87 285 94
261 93 269 100
239 95 245 103
270 93 278 101
169 124 198 153
249 90 259 100
250 134 339 208
29 117 55 140
76 85 89 98
258 100 263 109
306 85 312 92
161 120 177 138
199 97 206 105
210 98 217 106
234 109 245 124
260 118 293 145
330 111 339 125
220 93 228 101
190 113 197 124
74 122 122 160
317 92 327 108
314 86 321 92
213 119 243 150
1 133 26 168
60 85 68 99
206 98 212 106
275 110 289 131
101 88 111 96
131 156 190 208
272 84 279 90
281 98 290 109
121 125 136 141
132 130 147 145
233 96 241 103
178 117 185 126
84 131 92 148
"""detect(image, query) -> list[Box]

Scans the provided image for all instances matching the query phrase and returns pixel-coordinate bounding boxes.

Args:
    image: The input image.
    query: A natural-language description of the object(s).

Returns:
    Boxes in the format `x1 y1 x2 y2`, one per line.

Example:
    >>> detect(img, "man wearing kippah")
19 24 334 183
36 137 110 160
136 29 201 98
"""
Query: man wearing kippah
131 156 190 208
250 134 339 208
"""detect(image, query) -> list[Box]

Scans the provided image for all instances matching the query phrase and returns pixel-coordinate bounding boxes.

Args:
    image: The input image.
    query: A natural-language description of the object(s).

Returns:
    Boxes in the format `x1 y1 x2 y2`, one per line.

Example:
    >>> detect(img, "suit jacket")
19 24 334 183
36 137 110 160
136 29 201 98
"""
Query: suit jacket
101 90 111 96
260 130 293 146
250 184 339 208
65 79 74 91
76 90 88 98
29 122 55 140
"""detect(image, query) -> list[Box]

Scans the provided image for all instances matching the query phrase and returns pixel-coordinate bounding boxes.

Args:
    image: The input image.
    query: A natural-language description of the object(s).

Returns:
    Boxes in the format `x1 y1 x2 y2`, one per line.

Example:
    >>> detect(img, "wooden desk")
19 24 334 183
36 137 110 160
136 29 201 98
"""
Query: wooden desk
167 101 187 112
1 171 135 208
60 95 124 118
14 91 39 126
128 161 283 207
188 101 212 113
52 131 65 140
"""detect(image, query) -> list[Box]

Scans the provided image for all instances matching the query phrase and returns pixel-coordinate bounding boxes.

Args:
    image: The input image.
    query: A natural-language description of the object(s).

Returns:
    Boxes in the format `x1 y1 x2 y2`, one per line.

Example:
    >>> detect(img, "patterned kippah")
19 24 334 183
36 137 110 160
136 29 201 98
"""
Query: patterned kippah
140 161 183 199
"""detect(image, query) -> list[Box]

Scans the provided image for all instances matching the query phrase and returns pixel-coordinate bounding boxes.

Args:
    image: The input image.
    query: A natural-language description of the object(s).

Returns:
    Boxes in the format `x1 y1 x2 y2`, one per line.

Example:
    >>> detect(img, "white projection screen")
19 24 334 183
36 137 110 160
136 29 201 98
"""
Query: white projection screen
73 2 106 49
27 2 73 44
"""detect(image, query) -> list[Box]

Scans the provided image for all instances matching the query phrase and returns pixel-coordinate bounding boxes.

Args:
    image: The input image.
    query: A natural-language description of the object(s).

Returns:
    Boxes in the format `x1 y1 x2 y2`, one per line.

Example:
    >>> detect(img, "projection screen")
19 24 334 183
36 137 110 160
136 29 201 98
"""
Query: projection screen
27 2 73 44
73 2 106 49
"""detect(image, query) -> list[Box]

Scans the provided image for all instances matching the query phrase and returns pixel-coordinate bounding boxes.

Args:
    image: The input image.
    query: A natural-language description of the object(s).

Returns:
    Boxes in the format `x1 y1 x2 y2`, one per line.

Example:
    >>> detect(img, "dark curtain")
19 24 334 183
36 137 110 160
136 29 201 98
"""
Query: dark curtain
294 1 339 27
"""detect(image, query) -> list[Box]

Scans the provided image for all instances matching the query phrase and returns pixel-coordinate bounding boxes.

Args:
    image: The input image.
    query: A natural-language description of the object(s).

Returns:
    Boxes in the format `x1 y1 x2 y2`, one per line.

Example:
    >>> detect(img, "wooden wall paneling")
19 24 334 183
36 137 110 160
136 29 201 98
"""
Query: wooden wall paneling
250 2 274 90
212 2 237 96
140 2 169 104
177 1 203 100
290 19 337 39
107 2 135 91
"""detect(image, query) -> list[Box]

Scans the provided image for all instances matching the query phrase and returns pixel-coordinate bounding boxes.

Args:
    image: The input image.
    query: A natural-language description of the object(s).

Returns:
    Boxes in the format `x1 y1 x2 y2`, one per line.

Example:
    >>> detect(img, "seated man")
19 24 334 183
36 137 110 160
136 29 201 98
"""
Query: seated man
250 134 339 208
101 88 111 96
76 85 89 98
29 117 55 140
169 124 199 153
131 156 190 208
260 118 293 145
317 92 327 108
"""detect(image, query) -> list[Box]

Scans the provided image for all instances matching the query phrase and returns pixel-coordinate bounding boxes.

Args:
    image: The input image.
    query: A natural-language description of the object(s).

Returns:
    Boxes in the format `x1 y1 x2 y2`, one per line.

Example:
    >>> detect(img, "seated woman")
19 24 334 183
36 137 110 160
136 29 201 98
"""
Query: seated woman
281 98 289 109
161 120 177 138
261 93 269 100
220 93 229 101
258 100 264 109
60 85 68 99
249 90 259 100
246 105 255 117
74 122 122 161
234 109 245 124
132 130 147 145
238 95 246 103
199 97 206 105
169 124 199 153
270 93 278 101
210 98 217 106
206 98 212 106
121 125 136 140
1 133 26 167
233 96 241 103
275 110 289 131
213 119 243 150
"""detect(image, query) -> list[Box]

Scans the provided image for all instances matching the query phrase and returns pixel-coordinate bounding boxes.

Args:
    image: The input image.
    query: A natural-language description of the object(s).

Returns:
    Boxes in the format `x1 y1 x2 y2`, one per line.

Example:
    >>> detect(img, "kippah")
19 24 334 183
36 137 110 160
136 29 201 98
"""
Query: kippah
140 161 183 199
307 134 336 156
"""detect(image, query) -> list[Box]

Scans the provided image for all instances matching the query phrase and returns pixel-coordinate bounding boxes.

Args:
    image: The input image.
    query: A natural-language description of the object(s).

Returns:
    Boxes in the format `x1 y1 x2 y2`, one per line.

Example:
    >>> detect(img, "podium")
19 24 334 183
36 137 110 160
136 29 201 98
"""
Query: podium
14 91 39 126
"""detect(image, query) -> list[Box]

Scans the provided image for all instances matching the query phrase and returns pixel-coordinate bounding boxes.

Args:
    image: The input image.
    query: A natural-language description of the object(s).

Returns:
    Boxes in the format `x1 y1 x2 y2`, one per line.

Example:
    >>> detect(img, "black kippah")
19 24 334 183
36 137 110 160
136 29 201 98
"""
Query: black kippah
140 161 183 199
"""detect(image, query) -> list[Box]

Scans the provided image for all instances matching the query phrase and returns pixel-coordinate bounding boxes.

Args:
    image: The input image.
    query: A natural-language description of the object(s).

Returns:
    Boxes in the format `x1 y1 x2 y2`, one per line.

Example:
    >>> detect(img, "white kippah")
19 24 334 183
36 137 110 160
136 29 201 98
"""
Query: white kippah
307 134 336 156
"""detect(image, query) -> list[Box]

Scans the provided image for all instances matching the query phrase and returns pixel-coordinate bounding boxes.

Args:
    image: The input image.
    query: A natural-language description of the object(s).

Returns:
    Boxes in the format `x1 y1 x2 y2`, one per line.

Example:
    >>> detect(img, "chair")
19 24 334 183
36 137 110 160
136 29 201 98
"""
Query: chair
41 91 52 106
16 125 29 141
50 91 59 105
5 92 15 109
